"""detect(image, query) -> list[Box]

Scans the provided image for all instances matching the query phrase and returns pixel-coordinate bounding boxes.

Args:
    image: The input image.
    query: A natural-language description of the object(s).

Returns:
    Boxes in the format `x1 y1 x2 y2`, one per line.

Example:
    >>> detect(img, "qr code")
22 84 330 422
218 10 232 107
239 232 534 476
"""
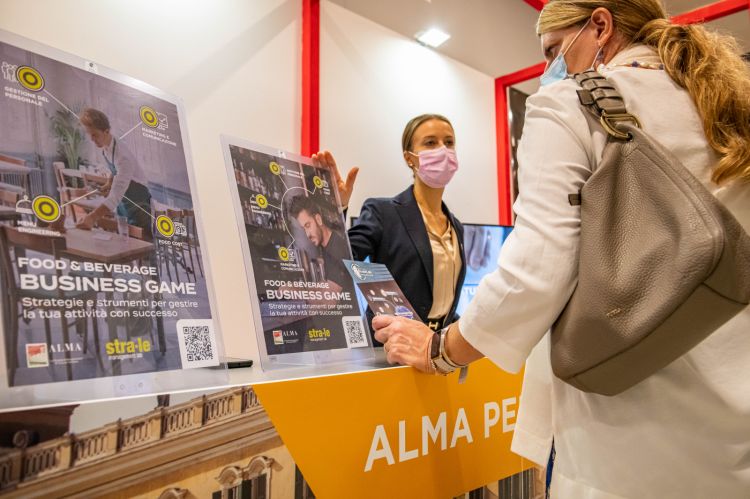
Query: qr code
342 316 368 348
177 319 219 368
184 326 212 361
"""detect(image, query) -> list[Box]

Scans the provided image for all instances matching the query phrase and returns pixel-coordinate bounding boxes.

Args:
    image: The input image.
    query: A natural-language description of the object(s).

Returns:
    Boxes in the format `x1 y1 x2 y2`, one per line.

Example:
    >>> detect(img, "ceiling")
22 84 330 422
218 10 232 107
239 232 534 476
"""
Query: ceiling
327 0 544 78
328 0 749 80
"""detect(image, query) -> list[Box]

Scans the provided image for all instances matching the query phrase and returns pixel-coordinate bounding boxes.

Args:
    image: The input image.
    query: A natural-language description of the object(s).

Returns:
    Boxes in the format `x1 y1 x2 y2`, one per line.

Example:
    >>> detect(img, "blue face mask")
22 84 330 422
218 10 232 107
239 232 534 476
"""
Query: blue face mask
540 19 591 86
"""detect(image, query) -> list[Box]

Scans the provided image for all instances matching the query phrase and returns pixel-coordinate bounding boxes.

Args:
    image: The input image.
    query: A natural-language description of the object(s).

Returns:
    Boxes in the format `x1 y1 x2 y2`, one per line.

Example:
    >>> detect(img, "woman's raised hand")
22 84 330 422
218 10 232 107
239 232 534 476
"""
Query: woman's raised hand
312 150 359 208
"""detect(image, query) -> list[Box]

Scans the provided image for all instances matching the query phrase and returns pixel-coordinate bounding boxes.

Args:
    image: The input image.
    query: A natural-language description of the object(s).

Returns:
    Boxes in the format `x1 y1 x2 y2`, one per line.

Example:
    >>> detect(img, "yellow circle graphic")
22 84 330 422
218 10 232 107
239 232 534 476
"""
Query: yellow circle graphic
256 194 268 209
32 195 60 223
16 66 45 92
269 162 281 175
139 106 159 128
278 247 290 261
313 176 324 189
156 215 175 238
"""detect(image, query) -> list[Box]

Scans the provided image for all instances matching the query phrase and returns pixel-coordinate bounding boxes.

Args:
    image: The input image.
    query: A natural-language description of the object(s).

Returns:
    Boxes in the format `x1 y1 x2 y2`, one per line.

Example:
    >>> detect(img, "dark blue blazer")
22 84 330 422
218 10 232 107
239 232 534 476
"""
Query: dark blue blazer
348 186 466 328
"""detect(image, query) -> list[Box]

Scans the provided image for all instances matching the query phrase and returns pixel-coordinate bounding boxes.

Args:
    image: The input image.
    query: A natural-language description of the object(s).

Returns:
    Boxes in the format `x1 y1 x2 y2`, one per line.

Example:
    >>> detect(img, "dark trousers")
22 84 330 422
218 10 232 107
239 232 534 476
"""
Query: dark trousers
116 181 152 240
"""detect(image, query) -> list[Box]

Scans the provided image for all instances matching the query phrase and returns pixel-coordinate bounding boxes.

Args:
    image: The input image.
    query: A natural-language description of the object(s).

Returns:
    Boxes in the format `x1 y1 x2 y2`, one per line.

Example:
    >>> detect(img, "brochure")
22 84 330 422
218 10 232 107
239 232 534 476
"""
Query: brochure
343 260 418 320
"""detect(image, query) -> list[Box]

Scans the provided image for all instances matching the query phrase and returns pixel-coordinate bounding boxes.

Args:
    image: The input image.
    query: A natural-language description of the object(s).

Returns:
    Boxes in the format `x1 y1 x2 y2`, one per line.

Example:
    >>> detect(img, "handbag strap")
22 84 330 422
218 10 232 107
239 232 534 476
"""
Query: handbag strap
573 70 642 141
566 71 644 207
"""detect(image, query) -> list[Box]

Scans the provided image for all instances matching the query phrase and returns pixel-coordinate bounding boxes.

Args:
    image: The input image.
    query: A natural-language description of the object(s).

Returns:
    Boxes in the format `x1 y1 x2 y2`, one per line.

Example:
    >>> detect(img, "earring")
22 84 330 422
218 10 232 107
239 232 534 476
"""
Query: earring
590 44 605 70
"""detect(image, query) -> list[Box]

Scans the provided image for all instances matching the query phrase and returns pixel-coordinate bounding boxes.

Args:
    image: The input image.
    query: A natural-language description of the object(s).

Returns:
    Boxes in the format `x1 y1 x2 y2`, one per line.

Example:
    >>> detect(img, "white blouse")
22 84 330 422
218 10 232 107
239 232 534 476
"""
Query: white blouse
419 210 460 320
101 138 150 212
459 45 750 498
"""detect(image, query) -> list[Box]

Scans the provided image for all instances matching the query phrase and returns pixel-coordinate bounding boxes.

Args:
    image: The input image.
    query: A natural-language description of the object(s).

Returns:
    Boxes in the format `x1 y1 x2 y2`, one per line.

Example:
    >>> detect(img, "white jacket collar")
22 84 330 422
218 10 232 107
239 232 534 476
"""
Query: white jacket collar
605 43 661 68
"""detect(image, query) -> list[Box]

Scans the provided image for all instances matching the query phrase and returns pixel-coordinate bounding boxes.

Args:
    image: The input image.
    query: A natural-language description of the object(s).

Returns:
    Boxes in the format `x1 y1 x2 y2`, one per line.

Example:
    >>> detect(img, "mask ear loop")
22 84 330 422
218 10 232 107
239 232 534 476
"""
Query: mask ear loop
560 18 592 60
405 150 417 168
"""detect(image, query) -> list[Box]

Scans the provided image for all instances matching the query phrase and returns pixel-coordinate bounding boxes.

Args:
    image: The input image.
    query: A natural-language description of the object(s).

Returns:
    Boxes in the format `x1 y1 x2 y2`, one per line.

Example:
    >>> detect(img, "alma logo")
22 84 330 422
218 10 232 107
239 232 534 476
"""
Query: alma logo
48 343 83 354
105 338 151 356
273 330 299 345
26 343 48 368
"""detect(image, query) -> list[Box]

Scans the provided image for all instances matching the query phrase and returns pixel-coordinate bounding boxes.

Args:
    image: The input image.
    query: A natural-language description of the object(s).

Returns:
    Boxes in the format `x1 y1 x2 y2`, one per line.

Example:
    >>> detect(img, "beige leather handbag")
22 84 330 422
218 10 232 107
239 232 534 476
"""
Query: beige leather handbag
551 70 750 396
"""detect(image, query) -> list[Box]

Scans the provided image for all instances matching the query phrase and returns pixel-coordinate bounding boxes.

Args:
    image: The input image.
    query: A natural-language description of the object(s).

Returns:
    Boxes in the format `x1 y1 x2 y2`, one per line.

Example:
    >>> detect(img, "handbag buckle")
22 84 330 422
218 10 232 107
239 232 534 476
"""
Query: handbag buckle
600 112 641 140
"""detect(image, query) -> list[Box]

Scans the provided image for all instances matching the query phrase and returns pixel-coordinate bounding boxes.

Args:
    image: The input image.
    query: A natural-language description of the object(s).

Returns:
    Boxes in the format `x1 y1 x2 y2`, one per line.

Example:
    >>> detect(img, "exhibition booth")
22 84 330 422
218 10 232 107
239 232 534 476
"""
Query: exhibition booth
0 0 747 497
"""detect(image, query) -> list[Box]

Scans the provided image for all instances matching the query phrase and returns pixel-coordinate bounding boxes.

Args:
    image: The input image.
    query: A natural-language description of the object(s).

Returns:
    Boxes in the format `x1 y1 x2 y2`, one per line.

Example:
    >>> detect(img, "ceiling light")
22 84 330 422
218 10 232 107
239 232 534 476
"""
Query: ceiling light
415 28 450 48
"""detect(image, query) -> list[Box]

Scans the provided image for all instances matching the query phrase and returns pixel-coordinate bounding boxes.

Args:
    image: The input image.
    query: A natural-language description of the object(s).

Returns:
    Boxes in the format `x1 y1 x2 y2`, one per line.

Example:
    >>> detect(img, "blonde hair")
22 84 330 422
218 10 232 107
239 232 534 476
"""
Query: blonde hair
402 114 453 152
538 0 750 185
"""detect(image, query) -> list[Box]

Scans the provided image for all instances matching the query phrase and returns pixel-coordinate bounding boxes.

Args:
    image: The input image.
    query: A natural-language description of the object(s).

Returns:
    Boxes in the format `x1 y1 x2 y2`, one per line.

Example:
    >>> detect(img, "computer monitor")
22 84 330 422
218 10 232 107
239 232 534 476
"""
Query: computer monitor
456 223 513 316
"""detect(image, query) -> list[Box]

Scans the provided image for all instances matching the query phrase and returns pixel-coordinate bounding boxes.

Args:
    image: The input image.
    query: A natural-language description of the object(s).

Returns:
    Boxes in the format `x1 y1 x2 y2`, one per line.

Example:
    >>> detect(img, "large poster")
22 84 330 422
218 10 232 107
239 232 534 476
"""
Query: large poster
222 138 370 367
0 30 220 389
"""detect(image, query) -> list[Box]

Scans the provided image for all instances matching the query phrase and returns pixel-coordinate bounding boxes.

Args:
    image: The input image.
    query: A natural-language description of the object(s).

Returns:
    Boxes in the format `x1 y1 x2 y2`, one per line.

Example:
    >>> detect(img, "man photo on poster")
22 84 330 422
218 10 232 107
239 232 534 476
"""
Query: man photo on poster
288 194 349 292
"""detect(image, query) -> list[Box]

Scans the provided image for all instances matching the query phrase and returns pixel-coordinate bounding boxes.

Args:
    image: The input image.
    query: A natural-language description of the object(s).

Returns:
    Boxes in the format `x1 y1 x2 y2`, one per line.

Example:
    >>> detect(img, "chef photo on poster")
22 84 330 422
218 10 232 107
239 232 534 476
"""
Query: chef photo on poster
0 30 219 388
224 139 368 358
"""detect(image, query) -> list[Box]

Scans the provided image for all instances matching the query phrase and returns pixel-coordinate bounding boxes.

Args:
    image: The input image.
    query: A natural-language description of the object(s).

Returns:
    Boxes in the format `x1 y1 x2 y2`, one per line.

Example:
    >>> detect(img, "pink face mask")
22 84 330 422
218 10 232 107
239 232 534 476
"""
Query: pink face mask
410 146 459 188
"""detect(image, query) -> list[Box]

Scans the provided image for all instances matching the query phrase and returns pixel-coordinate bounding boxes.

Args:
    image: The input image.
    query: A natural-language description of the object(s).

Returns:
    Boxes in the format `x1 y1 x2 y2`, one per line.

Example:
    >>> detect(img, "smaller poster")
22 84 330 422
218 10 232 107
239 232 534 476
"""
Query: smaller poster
221 137 373 370
344 260 418 320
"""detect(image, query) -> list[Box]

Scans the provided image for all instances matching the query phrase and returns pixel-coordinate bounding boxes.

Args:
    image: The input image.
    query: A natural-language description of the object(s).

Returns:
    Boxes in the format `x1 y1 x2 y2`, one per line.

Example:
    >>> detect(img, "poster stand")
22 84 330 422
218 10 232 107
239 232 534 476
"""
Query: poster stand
221 136 374 371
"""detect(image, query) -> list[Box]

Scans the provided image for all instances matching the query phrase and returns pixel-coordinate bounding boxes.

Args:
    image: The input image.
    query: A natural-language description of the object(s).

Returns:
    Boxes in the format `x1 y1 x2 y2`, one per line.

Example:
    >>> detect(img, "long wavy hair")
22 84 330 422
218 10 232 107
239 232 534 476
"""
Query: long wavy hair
538 0 750 185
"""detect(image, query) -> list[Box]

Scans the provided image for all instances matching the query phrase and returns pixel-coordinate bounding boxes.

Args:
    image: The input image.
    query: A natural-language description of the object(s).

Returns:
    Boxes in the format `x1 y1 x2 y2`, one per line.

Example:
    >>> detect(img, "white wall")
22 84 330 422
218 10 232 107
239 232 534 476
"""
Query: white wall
321 1 498 225
0 0 302 362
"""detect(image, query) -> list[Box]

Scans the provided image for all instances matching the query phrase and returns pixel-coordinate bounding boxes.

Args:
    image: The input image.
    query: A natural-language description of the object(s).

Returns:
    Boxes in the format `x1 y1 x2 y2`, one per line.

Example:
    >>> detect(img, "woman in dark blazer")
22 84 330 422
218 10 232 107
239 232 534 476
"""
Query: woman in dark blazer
315 114 466 334
349 185 466 330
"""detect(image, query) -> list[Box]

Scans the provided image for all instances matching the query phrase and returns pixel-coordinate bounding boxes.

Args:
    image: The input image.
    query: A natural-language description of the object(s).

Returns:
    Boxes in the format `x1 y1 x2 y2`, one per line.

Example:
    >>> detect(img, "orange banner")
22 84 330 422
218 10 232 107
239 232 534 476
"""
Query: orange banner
255 358 531 498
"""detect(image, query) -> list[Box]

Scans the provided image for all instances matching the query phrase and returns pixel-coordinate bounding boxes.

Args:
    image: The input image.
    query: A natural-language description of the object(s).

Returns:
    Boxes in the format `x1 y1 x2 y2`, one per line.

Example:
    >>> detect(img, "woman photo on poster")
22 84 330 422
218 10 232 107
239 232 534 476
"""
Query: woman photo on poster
77 108 153 239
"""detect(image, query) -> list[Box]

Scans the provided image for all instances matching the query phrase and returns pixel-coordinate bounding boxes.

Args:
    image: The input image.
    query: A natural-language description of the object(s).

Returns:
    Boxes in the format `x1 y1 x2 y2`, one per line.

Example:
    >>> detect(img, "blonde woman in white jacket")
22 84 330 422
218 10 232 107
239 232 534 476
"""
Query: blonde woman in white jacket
372 0 750 497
